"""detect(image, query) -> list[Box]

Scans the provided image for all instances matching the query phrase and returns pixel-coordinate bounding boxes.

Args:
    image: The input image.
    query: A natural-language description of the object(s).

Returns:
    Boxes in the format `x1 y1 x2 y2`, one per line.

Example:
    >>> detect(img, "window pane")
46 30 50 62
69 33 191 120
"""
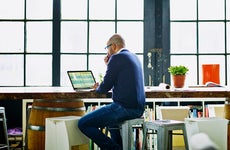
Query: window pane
117 22 143 53
0 22 24 53
171 22 197 53
61 55 87 86
27 22 52 53
199 56 225 85
199 0 224 20
61 0 87 19
227 23 230 53
0 0 24 19
117 0 143 20
26 55 52 86
89 0 115 19
0 55 24 86
89 55 107 82
137 55 144 68
199 22 225 53
89 22 115 53
227 0 230 20
170 0 196 20
171 56 197 86
61 22 87 53
26 0 53 19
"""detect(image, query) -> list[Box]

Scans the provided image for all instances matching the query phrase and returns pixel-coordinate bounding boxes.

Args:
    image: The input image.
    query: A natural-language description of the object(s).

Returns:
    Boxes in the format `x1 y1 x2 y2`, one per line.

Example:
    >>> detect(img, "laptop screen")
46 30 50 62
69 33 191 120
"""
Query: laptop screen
67 71 96 90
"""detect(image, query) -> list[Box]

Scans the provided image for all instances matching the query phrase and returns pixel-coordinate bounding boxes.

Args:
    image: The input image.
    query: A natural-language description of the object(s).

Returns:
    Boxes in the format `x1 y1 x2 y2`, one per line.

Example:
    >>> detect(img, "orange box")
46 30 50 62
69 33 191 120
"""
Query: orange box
202 64 220 84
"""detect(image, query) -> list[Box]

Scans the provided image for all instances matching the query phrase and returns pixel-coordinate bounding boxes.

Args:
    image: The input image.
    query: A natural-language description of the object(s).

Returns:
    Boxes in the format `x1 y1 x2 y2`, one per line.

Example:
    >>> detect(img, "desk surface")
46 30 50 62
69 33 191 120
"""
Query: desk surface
0 86 230 100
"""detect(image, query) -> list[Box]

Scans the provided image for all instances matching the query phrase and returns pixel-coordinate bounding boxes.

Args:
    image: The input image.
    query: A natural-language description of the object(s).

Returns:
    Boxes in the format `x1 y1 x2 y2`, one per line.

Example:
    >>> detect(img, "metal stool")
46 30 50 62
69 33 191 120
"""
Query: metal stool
0 107 10 150
105 118 144 150
120 118 144 150
142 120 188 150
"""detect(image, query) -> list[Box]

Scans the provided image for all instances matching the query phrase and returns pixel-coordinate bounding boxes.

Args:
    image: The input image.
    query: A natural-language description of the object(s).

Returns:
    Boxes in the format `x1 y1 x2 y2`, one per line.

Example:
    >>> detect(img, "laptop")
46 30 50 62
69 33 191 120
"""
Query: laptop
67 70 96 91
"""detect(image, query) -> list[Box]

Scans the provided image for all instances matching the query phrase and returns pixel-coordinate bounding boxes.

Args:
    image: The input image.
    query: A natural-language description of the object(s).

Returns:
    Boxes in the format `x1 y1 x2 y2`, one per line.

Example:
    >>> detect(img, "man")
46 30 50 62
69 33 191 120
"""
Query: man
78 34 146 150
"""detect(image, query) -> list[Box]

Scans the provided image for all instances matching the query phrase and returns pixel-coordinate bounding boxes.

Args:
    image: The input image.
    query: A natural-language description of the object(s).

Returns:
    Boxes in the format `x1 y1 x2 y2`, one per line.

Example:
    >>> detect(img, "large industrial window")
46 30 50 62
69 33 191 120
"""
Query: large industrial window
60 0 144 86
170 0 230 86
0 0 144 87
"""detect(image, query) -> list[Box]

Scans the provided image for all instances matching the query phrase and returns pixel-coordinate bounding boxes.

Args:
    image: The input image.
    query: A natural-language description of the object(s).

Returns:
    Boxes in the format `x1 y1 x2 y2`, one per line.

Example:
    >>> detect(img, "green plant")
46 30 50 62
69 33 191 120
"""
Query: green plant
168 65 189 75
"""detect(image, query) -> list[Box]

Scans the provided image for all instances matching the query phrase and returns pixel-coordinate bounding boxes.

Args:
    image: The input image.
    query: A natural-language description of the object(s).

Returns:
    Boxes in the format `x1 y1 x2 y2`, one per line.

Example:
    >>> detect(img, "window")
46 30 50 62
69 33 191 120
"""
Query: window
0 0 144 87
170 0 230 85
60 0 144 86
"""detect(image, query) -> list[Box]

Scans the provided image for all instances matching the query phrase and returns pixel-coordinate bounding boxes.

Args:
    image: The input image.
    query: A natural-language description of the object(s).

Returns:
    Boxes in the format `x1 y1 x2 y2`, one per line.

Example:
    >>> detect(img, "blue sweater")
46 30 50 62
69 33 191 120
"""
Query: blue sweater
96 49 146 110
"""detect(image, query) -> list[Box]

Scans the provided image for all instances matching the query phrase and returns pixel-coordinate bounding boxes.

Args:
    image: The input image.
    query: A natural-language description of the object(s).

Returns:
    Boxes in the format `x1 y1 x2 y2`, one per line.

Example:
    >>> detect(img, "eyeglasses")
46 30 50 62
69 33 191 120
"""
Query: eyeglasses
104 44 112 50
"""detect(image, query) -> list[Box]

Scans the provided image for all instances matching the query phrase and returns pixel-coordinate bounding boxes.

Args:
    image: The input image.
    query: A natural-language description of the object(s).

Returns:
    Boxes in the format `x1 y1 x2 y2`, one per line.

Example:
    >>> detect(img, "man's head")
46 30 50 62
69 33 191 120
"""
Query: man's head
106 34 125 55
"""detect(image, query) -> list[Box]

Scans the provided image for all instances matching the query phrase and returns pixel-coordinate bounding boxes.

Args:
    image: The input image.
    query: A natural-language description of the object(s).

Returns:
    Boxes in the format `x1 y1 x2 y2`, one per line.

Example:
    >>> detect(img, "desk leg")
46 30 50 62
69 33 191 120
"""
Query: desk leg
22 99 34 145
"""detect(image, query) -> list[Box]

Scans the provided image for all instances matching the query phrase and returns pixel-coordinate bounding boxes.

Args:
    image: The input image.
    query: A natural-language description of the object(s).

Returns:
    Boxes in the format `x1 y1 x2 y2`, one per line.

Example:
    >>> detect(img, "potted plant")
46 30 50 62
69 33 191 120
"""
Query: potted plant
168 65 189 88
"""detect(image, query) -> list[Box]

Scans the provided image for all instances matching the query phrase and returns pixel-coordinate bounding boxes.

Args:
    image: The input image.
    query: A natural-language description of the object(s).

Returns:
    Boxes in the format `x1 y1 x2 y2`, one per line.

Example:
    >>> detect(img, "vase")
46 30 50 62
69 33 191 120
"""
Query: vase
172 75 186 88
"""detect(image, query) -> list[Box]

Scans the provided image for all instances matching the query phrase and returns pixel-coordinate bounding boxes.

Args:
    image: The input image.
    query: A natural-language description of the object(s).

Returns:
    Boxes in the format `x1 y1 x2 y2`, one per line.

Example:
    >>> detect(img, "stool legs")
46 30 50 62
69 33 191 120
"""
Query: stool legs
158 126 168 150
142 124 147 150
182 125 189 150
0 107 10 150
120 118 143 150
142 120 189 150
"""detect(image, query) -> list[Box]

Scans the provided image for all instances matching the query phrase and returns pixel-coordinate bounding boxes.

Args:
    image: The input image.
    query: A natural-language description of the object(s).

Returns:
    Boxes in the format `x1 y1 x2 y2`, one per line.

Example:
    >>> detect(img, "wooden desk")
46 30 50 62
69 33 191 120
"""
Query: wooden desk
0 86 230 150
0 86 230 100
0 87 106 100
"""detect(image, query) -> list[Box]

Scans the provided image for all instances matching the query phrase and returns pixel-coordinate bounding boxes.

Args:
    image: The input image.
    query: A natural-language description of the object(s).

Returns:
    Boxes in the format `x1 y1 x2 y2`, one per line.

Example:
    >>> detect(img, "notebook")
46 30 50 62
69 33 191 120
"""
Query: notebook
67 70 96 91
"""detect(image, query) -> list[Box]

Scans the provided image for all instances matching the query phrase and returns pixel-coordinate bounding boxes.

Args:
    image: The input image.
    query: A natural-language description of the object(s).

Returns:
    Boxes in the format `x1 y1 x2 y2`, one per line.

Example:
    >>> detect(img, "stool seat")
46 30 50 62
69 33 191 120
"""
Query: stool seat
0 107 10 150
142 120 188 150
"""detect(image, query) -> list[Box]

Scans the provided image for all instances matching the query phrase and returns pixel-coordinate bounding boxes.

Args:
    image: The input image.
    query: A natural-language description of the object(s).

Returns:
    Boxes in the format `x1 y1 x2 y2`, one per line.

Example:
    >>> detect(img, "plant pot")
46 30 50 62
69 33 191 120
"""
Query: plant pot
172 75 186 88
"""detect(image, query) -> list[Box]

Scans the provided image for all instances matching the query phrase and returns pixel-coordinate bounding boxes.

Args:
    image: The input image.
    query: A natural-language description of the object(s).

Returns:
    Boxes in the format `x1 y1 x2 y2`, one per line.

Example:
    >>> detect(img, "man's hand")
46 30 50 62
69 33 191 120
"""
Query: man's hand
92 82 99 90
104 54 110 65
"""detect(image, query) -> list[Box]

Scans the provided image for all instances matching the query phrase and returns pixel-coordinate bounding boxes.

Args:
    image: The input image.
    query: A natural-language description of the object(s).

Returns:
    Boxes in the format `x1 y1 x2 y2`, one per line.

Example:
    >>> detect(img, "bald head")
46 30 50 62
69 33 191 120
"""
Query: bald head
107 34 125 49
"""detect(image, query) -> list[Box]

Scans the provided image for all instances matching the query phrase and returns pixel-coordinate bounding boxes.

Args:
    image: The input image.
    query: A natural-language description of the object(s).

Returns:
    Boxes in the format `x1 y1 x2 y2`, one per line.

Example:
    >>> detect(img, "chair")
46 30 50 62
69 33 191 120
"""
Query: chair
0 107 10 150
156 106 190 121
142 106 190 150
185 117 228 150
142 120 189 150
45 116 89 150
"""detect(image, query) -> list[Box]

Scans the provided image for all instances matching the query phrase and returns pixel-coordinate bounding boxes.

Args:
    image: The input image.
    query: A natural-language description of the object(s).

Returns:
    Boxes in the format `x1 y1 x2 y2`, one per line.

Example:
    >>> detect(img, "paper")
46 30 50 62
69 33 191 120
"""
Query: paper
159 83 170 89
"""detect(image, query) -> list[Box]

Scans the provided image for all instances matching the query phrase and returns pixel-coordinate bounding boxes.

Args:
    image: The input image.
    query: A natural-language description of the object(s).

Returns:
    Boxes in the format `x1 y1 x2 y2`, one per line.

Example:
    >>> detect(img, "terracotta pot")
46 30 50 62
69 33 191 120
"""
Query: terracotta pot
172 75 186 88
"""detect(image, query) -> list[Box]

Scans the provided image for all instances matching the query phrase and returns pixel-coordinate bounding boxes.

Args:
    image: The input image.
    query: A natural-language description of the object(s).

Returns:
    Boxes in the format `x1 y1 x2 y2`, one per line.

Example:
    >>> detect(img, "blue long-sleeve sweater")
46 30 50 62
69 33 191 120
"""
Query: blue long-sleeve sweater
96 49 146 110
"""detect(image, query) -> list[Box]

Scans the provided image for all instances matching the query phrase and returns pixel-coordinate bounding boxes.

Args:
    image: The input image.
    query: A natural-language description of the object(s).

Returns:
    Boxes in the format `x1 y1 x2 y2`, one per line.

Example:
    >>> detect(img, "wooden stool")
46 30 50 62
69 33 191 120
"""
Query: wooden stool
0 107 10 150
142 120 188 150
